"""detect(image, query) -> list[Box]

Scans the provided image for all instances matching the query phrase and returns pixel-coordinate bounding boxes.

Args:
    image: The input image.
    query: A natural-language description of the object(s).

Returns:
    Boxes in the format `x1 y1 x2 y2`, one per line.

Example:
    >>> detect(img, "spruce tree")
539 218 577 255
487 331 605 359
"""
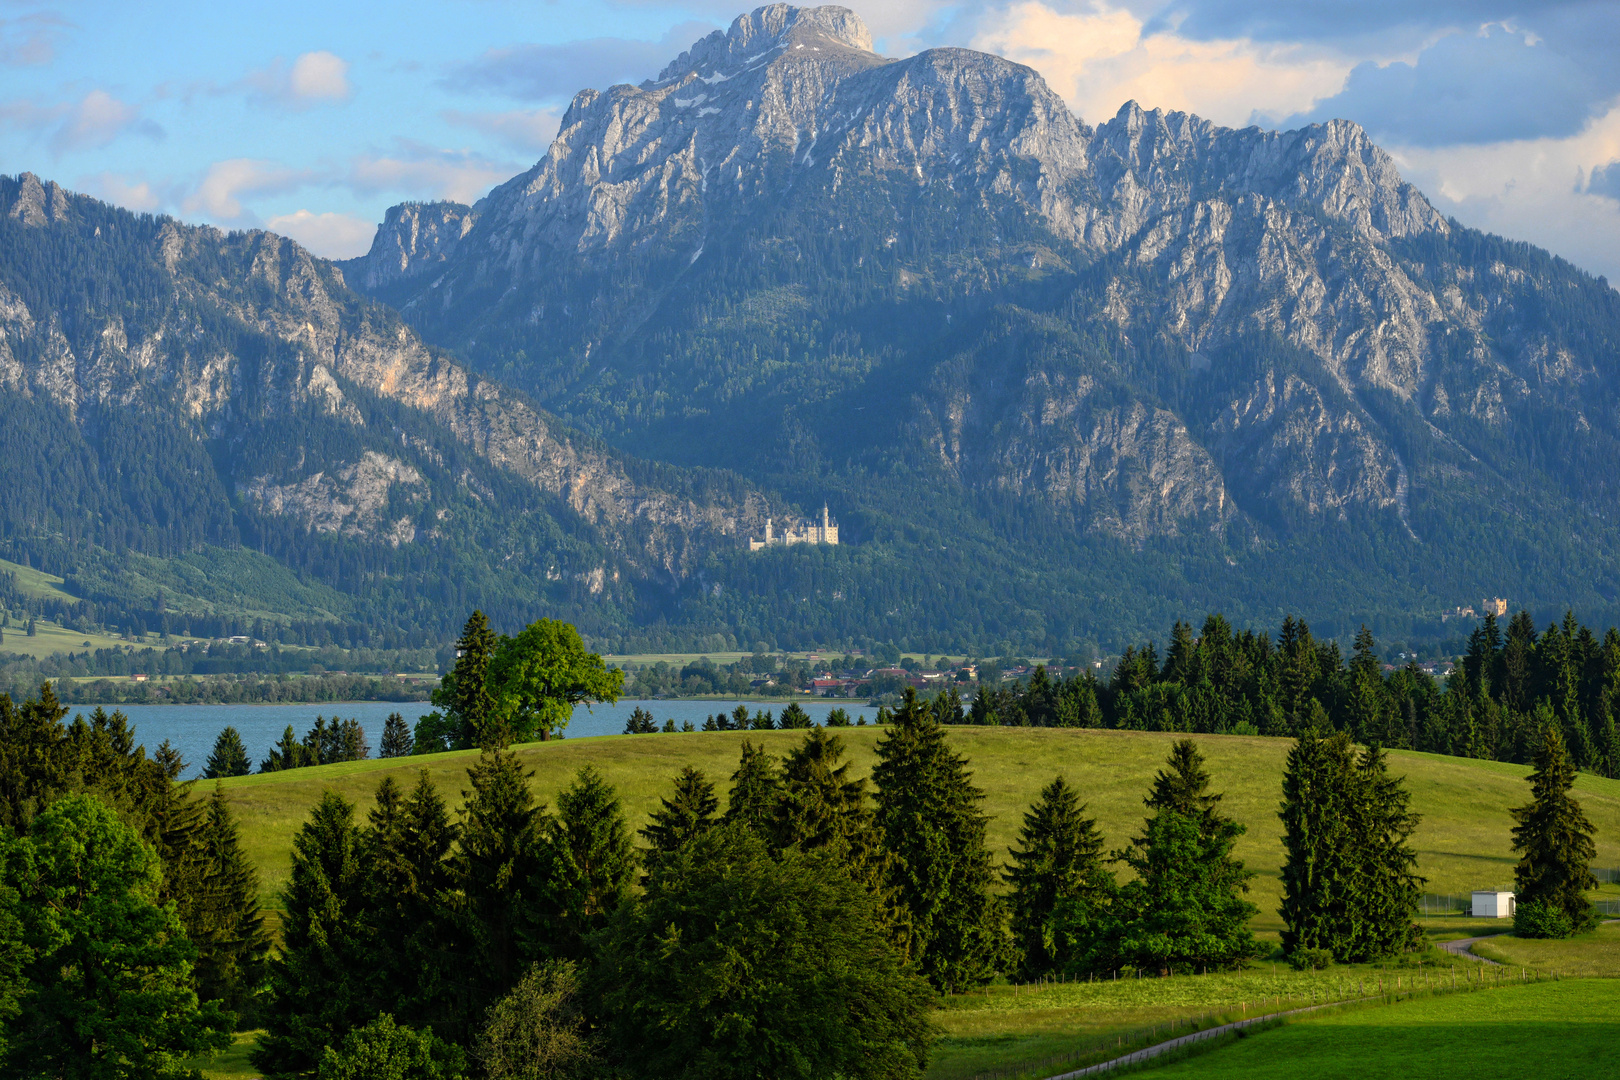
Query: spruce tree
453 747 550 1027
547 766 637 958
1005 776 1113 979
1143 739 1221 821
1279 731 1423 960
1114 742 1256 972
367 771 459 1030
1278 727 1358 956
253 791 376 1076
0 681 71 831
434 611 499 750
773 727 906 942
1511 725 1598 934
1346 745 1424 959
203 726 252 779
641 766 719 877
380 712 414 758
191 782 271 1014
722 740 781 831
777 701 812 729
872 687 1004 991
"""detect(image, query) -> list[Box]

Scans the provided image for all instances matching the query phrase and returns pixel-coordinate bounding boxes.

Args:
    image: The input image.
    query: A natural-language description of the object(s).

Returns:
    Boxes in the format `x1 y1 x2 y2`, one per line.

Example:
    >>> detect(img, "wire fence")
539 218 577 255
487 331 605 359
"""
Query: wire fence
1593 867 1620 885
1593 899 1620 917
1419 893 1480 916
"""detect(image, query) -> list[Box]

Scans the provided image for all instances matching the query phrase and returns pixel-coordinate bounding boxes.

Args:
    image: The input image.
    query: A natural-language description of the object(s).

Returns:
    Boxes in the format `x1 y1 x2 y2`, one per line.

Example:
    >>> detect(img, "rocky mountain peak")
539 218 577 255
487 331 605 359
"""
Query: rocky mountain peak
654 4 875 83
8 172 71 227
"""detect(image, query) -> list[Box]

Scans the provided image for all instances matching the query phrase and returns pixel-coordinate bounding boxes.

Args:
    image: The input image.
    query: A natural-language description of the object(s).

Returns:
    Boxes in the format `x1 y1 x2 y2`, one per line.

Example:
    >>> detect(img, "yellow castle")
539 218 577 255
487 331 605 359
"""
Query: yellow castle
749 504 839 551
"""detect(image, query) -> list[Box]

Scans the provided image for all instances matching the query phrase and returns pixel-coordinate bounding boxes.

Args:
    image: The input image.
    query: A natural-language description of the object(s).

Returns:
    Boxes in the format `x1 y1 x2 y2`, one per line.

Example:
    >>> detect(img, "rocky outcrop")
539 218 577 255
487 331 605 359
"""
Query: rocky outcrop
0 173 784 578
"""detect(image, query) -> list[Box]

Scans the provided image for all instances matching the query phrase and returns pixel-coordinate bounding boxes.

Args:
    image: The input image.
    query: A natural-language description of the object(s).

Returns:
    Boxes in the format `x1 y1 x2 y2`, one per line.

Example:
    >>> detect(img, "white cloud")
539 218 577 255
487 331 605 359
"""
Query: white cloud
441 107 562 153
243 50 352 109
970 1 1352 129
78 171 164 212
1390 99 1620 284
51 89 161 154
0 11 72 66
348 140 520 204
265 209 376 258
183 158 316 222
0 89 161 157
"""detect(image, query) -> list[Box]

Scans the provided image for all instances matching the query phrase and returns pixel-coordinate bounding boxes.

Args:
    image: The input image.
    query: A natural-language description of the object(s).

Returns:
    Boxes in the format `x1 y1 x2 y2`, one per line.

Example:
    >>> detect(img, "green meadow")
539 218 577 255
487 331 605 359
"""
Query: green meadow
215 726 1620 931
195 727 1620 1080
1134 979 1618 1078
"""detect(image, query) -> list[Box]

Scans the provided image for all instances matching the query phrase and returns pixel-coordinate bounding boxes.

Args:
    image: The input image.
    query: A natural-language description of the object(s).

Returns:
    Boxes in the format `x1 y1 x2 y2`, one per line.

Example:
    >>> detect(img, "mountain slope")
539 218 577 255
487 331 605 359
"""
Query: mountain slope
341 4 1620 644
0 172 786 640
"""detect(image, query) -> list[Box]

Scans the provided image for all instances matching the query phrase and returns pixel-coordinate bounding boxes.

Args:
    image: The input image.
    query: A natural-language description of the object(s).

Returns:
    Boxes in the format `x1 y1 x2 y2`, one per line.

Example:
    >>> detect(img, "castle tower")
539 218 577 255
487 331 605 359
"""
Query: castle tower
821 503 830 542
765 517 773 545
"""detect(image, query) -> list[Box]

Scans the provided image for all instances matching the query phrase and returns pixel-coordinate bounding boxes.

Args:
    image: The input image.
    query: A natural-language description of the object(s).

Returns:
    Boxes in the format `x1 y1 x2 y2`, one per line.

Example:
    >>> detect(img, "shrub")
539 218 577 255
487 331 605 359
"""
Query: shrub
317 1013 465 1080
477 961 596 1080
1513 899 1575 940
1287 947 1335 971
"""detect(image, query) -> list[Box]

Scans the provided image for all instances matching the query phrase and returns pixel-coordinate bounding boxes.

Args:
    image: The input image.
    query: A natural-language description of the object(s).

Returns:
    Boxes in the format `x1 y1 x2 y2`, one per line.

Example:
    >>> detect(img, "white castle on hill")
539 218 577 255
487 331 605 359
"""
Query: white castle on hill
749 504 839 551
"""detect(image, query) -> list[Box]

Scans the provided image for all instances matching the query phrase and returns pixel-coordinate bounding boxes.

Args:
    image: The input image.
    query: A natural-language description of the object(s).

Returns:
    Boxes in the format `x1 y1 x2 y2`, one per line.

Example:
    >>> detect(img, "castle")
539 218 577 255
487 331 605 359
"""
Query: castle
749 505 839 551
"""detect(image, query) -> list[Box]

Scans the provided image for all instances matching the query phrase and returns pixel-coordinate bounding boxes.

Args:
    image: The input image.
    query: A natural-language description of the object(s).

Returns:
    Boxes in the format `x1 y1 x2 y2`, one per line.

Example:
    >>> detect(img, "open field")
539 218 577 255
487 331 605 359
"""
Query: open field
0 556 80 602
1134 979 1618 1078
1473 922 1620 976
602 651 974 666
0 617 137 660
928 949 1509 1080
215 727 1620 930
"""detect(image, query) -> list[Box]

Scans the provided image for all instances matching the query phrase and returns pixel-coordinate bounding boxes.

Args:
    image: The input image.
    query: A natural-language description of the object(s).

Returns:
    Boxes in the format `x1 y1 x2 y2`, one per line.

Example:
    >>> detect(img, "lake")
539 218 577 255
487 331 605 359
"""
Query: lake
69 699 874 778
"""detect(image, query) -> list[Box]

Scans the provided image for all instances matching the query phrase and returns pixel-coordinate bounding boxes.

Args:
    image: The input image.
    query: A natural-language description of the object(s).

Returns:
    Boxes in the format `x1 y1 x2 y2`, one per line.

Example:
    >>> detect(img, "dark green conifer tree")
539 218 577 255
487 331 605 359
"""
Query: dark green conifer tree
253 791 376 1076
1113 742 1256 972
547 766 637 958
367 771 459 1030
380 713 414 758
1278 727 1357 956
721 740 781 832
191 782 271 1015
433 611 499 750
1346 745 1424 959
777 702 813 729
1511 725 1598 934
453 747 550 1027
0 681 71 830
258 724 308 773
1005 776 1113 979
203 726 252 779
640 766 719 878
871 688 1004 991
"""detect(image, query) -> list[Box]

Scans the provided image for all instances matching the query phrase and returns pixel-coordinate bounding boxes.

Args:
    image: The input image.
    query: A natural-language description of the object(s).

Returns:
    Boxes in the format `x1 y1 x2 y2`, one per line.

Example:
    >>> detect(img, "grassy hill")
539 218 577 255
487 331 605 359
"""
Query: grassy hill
215 726 1620 932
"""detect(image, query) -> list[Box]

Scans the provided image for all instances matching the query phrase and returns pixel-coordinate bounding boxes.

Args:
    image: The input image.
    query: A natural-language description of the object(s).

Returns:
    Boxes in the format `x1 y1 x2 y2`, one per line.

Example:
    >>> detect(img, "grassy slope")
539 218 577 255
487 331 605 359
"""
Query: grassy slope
1137 979 1618 1078
216 727 1620 930
1473 922 1620 976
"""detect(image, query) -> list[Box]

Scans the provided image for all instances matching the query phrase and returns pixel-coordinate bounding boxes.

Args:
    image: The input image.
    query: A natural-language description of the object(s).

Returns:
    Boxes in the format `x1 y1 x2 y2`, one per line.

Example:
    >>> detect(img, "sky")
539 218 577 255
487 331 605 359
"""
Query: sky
4 0 1620 284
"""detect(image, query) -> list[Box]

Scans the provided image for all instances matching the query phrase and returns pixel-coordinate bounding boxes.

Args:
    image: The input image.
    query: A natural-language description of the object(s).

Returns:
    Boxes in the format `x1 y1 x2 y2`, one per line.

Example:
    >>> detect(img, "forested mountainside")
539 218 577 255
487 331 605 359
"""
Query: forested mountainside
0 172 781 643
340 3 1620 648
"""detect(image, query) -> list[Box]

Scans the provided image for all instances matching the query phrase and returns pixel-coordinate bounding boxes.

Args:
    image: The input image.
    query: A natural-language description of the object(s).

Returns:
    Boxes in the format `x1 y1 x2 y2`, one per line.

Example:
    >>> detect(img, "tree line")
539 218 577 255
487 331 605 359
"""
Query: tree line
961 612 1620 778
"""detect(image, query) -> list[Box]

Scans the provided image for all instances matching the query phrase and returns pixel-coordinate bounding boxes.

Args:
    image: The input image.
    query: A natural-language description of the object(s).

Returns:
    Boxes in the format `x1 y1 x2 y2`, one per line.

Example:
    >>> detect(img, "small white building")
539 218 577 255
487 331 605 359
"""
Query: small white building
1471 891 1515 918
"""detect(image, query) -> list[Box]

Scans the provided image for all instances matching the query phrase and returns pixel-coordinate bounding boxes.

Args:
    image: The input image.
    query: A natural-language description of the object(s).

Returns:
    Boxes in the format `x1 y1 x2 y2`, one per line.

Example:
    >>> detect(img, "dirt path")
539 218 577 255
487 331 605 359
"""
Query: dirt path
1439 932 1509 965
1039 996 1376 1079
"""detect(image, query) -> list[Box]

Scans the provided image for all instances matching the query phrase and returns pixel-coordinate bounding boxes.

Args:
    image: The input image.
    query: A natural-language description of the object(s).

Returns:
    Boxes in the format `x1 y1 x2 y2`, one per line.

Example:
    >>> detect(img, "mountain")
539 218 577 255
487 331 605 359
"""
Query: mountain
0 172 783 644
337 3 1620 648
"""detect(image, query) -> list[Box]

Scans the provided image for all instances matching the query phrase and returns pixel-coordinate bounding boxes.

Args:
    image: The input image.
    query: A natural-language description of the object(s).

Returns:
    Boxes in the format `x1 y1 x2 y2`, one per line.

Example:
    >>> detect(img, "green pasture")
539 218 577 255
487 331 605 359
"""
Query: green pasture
1134 978 1618 1078
200 727 1620 1080
1473 922 1620 977
215 727 1620 930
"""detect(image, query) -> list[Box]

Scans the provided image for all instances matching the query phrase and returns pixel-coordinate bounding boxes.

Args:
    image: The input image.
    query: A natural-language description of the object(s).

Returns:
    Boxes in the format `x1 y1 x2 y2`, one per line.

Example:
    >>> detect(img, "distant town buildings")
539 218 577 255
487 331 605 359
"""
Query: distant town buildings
749 505 839 551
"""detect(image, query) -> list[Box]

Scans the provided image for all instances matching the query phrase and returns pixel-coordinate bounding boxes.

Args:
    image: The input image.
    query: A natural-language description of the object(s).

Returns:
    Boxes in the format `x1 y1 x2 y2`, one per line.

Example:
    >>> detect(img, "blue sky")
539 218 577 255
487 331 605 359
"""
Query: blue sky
5 0 1620 282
